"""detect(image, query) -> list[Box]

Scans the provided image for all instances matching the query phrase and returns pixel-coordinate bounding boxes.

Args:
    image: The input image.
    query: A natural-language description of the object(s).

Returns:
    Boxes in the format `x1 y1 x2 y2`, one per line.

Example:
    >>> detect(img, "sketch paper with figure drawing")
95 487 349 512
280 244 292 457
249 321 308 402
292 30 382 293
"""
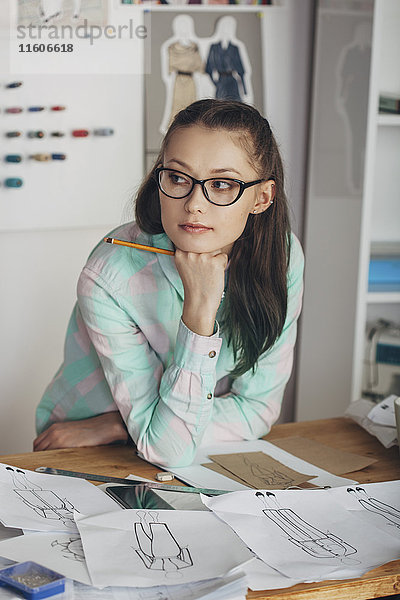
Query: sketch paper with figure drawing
329 480 400 539
0 531 91 585
0 463 120 532
202 488 400 581
75 508 253 588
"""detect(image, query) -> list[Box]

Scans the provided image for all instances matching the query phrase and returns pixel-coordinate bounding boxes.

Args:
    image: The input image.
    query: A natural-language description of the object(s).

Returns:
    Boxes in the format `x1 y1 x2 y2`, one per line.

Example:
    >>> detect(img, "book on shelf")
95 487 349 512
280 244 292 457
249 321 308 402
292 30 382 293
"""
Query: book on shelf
368 245 400 293
379 92 400 114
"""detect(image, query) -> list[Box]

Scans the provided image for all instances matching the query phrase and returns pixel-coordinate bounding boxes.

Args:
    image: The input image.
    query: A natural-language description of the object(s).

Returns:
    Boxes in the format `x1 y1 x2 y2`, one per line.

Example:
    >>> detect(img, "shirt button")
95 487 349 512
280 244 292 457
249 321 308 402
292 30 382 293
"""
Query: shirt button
207 393 212 399
208 350 216 358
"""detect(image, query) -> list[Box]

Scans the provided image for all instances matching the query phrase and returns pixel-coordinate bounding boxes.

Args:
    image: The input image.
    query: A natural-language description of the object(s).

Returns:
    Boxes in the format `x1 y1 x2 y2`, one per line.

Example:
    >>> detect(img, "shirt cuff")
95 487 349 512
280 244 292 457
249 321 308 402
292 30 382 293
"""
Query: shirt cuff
174 318 222 373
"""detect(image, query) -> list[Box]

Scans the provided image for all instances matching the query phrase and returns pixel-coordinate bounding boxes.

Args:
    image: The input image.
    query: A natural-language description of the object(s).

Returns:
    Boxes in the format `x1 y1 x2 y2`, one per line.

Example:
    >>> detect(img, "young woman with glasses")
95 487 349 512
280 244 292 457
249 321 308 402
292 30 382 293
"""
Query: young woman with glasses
34 99 304 467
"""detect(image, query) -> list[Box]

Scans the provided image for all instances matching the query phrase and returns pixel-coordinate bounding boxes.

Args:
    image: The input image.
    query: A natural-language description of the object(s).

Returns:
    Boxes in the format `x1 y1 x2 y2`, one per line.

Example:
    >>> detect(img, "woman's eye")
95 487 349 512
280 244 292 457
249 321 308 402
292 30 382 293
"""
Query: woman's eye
211 179 233 191
170 173 188 185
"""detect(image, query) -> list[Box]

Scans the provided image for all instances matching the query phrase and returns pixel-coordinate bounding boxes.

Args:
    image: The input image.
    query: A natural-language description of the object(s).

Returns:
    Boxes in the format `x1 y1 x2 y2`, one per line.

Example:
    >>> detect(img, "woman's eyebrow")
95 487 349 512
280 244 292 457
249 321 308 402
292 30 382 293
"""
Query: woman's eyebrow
166 158 242 176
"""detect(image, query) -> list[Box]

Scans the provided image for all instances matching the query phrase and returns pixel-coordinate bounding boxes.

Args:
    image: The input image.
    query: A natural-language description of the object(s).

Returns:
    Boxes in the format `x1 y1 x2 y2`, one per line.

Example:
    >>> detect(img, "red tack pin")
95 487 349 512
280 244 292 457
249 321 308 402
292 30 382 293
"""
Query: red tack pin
72 129 89 137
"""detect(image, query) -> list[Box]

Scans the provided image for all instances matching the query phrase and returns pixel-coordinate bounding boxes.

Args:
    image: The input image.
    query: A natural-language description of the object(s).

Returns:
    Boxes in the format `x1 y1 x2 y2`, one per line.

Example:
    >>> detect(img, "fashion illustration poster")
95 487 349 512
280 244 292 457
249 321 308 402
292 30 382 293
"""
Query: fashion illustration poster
145 10 263 167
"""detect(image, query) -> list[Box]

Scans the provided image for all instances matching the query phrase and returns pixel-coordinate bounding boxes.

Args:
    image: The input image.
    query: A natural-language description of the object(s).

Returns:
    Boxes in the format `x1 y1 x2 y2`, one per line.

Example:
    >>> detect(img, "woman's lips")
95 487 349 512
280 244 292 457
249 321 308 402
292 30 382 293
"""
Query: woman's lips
179 224 212 233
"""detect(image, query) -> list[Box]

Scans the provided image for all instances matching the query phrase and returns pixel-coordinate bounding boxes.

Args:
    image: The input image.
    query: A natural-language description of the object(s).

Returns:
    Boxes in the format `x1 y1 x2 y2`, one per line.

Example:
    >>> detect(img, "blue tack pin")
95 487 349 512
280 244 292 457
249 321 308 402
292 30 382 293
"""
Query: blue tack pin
93 128 114 136
5 178 23 188
28 106 45 112
5 154 22 163
51 154 66 160
6 81 23 88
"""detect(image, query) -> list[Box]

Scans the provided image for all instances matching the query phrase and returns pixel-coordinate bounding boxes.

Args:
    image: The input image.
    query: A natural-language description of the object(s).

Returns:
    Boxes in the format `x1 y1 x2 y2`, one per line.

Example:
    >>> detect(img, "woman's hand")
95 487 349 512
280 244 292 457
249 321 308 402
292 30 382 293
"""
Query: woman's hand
174 248 228 336
33 412 128 451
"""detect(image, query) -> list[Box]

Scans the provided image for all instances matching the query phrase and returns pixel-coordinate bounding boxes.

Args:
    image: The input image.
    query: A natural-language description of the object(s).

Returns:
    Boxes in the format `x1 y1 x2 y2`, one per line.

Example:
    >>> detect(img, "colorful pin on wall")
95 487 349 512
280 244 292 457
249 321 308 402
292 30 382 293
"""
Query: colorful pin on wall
30 153 51 161
72 129 89 137
51 153 66 160
5 131 22 138
27 131 45 138
5 107 23 114
51 106 66 111
93 128 114 136
5 155 22 163
5 178 23 188
28 106 45 112
50 132 65 137
6 82 23 89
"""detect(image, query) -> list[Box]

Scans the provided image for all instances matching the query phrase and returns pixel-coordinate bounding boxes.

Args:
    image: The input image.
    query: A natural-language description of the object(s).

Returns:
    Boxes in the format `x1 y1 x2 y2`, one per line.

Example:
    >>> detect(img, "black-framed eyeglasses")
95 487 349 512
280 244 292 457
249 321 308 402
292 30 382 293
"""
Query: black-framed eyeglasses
155 167 264 207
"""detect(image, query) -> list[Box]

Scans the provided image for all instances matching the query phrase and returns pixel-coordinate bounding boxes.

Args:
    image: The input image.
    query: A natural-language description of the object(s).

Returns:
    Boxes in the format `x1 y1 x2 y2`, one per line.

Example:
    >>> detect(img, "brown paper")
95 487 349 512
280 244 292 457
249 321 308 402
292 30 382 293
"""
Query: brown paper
208 452 316 490
201 462 250 486
269 436 378 475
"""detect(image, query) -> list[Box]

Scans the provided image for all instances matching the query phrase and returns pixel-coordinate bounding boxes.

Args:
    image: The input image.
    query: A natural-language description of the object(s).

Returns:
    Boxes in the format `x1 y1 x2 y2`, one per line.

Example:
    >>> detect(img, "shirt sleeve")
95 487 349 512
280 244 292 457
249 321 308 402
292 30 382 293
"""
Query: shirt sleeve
77 268 222 468
200 235 305 447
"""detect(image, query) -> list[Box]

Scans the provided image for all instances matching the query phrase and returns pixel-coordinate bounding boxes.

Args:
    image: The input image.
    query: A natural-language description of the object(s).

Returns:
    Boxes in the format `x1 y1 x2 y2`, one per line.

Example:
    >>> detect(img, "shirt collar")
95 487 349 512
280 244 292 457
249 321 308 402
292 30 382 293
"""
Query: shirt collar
151 232 184 301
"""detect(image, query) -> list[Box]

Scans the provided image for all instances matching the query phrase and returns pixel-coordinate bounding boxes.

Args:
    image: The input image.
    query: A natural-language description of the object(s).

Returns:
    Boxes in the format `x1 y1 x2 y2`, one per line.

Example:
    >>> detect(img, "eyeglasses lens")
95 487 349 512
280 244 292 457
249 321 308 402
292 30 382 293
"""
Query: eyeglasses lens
159 169 240 205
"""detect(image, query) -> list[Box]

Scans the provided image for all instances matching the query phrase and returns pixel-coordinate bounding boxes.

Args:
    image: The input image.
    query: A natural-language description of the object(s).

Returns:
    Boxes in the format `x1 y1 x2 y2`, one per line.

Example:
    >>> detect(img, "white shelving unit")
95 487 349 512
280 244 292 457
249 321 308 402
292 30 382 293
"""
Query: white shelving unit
296 0 400 421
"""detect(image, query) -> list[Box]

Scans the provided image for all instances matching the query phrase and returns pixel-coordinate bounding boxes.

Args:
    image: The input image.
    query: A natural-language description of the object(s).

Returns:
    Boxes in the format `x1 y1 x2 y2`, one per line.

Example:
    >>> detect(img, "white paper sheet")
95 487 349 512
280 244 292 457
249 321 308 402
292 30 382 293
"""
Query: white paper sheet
157 440 357 492
367 395 398 427
328 480 400 540
202 488 400 580
0 531 92 585
0 463 121 533
75 509 253 588
231 557 302 591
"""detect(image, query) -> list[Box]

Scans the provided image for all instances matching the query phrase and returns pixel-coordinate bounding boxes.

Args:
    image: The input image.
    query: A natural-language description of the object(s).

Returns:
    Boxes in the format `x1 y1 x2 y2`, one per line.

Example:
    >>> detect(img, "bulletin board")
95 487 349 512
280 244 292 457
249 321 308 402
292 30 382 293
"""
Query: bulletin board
0 0 145 232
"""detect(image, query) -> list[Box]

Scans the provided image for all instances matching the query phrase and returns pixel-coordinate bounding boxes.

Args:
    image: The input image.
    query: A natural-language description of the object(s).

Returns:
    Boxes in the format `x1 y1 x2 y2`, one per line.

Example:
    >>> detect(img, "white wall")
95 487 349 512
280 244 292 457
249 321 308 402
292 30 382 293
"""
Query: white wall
0 0 313 453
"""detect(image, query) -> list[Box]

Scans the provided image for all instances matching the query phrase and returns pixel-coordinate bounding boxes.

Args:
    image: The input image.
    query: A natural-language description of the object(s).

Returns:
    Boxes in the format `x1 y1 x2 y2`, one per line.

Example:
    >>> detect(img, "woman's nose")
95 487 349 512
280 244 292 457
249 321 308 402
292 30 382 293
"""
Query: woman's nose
184 183 208 212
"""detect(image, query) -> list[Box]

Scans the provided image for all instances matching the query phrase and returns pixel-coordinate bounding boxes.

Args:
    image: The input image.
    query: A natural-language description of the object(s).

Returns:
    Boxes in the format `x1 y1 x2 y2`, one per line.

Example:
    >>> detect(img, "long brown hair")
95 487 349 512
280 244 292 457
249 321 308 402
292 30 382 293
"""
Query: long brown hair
135 99 291 378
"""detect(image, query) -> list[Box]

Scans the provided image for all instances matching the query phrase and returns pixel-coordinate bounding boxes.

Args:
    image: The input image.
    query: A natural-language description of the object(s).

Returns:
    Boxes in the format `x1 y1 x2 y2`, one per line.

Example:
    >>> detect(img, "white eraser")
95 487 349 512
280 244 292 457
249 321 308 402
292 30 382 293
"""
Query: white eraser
155 471 174 482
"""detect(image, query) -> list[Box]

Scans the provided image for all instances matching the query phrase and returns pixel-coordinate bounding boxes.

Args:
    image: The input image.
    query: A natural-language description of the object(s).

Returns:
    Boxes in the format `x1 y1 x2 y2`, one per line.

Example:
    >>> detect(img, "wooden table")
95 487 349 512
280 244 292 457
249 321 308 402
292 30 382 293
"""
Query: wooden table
1 417 399 600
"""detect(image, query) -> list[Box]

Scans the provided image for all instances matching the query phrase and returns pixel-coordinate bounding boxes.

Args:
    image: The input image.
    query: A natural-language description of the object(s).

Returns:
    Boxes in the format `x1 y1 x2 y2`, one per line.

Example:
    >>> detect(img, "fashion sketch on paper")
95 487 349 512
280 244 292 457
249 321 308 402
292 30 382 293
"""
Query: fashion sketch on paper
347 487 400 529
205 16 253 104
243 455 295 489
256 492 358 560
51 536 86 561
336 21 372 194
160 15 203 134
5 466 77 529
133 511 193 572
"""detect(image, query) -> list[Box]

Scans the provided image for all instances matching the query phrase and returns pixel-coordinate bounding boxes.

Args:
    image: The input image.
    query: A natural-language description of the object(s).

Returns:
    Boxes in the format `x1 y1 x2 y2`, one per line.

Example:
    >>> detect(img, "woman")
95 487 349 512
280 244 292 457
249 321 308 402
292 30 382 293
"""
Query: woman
34 99 304 467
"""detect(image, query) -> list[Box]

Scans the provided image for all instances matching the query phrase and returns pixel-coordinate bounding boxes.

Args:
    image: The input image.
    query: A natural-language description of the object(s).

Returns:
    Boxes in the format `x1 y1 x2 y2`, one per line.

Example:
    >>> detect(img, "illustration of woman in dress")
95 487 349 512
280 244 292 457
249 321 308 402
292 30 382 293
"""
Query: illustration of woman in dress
134 511 193 572
205 16 253 104
160 15 203 134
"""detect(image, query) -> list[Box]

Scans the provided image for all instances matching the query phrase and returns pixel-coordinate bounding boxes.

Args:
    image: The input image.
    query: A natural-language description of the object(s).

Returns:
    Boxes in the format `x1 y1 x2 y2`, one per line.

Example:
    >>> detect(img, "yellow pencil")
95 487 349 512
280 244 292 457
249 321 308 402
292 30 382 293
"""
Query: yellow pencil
104 237 175 256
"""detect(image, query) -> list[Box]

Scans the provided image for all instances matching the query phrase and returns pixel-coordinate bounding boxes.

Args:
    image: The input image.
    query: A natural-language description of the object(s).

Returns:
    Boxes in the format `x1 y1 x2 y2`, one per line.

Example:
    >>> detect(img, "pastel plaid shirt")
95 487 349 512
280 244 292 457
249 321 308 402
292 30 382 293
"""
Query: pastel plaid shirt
36 222 304 467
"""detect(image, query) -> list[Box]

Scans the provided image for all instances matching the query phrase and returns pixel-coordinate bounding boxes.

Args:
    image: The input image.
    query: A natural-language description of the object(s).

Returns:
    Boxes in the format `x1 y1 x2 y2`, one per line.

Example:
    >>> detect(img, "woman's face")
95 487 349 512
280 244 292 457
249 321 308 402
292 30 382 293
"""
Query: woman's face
159 125 273 256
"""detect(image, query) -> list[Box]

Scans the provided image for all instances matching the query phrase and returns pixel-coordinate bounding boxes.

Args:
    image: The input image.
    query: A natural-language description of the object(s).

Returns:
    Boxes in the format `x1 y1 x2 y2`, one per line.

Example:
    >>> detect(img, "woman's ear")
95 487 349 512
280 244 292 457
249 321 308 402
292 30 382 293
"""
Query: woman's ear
252 180 275 214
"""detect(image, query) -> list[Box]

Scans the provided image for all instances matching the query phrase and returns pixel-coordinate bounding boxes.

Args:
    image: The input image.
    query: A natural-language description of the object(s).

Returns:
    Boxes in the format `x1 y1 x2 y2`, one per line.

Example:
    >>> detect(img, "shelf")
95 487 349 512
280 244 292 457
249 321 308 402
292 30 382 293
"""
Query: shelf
367 291 400 304
378 113 400 126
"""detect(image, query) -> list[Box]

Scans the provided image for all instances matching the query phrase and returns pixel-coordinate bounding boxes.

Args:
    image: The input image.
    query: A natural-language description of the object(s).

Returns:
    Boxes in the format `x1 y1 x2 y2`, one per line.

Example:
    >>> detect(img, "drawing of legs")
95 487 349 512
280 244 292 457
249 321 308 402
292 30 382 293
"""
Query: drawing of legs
6 467 77 528
256 492 357 559
347 487 400 528
51 536 85 561
134 511 193 572
243 457 293 488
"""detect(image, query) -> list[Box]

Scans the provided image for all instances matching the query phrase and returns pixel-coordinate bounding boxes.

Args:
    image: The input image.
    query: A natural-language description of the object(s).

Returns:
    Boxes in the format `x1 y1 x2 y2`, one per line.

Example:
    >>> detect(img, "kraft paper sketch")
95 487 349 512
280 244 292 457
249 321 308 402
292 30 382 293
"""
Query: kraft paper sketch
134 511 193 572
0 462 119 533
202 487 400 580
75 508 253 587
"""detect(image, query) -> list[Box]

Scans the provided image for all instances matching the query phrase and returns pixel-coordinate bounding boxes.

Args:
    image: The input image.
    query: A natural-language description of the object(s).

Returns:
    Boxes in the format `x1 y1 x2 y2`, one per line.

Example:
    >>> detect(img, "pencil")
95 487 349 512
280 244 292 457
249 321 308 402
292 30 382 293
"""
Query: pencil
104 237 175 256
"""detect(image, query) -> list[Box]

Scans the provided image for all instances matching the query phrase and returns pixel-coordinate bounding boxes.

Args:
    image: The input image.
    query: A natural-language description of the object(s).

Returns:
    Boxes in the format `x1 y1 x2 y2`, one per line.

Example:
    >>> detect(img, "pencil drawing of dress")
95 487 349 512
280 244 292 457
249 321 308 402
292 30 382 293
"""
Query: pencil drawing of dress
167 41 203 125
205 42 246 101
